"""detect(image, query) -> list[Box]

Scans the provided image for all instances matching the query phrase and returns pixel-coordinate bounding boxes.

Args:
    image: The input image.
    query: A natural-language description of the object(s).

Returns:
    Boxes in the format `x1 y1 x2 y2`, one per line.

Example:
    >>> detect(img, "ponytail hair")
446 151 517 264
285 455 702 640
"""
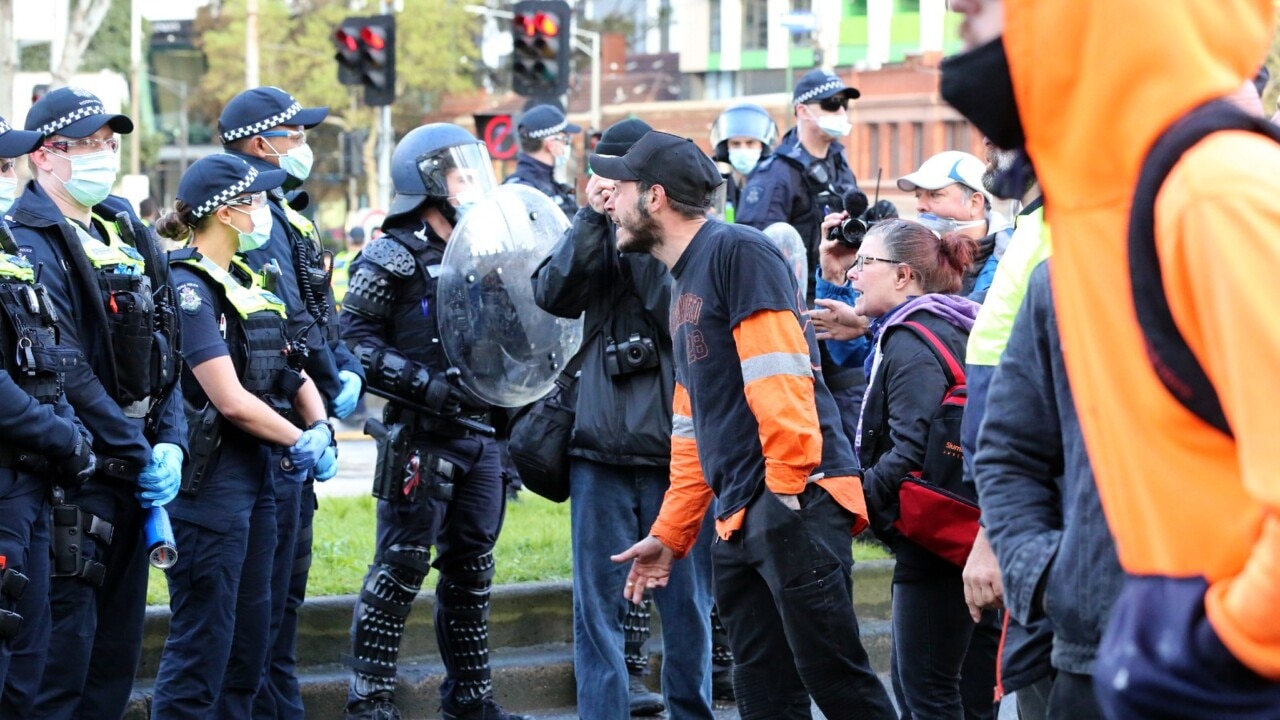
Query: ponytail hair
153 199 202 244
876 219 976 294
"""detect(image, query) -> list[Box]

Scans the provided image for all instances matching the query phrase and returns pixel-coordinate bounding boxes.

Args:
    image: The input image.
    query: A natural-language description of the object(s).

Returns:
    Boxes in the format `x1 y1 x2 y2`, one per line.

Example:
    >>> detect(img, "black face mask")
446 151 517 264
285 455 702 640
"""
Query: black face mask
941 36 1036 200
940 36 1025 152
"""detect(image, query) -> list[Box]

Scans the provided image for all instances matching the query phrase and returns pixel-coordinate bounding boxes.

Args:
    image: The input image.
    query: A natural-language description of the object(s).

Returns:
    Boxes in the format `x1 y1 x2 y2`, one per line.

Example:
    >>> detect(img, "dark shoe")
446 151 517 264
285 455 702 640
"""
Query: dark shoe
629 675 665 716
441 697 532 720
712 665 735 702
346 694 403 720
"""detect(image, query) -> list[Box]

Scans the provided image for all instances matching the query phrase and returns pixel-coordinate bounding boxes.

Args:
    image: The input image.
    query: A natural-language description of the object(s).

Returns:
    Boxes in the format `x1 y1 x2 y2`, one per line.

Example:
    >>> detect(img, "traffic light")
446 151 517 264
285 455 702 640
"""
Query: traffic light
334 21 363 86
331 15 397 106
511 0 572 98
359 17 396 106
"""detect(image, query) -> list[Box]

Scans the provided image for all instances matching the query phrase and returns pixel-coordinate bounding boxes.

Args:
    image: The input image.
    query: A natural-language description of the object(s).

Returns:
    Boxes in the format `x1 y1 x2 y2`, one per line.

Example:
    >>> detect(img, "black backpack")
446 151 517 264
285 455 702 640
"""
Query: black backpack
1128 100 1280 436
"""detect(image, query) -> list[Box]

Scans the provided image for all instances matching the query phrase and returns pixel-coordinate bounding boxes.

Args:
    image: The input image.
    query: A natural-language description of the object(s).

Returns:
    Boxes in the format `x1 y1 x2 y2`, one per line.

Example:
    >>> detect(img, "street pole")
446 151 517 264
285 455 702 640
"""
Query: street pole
130 0 142 175
0 0 14 120
375 0 394 209
571 29 601 132
245 0 260 88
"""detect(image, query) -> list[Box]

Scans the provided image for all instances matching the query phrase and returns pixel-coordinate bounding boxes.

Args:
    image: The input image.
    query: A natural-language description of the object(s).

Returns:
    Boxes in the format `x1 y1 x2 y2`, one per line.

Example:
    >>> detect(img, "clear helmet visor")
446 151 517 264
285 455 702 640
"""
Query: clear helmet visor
417 142 498 202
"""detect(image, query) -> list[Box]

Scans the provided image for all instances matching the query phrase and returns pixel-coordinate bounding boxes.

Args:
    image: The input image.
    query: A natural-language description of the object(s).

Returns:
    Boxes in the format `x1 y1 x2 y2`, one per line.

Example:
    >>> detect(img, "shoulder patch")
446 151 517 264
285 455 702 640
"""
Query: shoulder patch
361 236 416 278
744 184 765 206
178 283 203 314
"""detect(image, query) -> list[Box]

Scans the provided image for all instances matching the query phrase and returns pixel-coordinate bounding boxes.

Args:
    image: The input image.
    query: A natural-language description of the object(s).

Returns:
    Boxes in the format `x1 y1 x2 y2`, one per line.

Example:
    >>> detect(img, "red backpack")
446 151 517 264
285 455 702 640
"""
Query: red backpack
890 320 981 566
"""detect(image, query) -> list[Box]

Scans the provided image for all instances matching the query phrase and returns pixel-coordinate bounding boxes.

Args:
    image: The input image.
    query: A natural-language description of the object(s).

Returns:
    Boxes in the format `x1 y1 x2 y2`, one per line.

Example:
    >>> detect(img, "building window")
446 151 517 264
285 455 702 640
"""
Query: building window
710 0 722 53
867 123 881 178
912 122 924 169
947 121 966 151
743 0 769 51
896 0 920 11
889 123 900 178
792 0 812 11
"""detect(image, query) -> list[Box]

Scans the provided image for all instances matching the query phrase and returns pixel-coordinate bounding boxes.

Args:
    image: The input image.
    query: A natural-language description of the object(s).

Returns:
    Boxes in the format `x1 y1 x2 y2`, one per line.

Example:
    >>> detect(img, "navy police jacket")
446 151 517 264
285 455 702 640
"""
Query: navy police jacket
7 182 186 476
505 154 577 218
229 151 362 412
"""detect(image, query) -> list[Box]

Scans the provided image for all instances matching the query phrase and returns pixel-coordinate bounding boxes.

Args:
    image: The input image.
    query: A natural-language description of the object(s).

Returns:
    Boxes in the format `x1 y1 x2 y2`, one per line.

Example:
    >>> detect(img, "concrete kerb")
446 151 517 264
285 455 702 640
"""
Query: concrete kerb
127 560 895 718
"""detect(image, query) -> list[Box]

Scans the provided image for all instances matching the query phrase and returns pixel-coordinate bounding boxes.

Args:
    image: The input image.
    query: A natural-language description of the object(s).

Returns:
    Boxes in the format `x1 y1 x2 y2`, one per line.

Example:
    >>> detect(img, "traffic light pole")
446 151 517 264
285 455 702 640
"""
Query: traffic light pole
377 0 394 209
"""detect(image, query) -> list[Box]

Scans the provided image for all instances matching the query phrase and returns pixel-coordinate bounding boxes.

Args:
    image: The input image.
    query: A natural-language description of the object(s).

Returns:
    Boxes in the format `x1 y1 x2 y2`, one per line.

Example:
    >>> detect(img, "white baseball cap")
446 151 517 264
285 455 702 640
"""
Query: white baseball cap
897 151 988 196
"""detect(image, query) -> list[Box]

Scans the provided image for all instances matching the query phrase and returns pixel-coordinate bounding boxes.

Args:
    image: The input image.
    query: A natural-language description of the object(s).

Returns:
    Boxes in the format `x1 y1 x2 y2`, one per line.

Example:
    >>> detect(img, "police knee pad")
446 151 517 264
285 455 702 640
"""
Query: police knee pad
345 545 432 688
380 544 432 592
437 552 495 610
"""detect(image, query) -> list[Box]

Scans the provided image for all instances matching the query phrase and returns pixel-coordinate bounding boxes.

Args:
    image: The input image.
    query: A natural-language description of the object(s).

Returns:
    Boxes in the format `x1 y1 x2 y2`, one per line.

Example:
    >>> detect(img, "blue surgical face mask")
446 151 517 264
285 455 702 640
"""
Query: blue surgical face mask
449 188 484 224
228 204 273 251
265 139 314 181
0 177 16 215
916 212 985 237
728 148 762 176
51 149 118 207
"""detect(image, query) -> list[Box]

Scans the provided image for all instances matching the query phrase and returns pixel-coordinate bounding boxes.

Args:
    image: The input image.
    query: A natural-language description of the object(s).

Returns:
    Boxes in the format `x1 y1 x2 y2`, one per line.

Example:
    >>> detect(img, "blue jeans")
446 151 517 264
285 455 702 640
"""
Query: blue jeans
569 458 715 720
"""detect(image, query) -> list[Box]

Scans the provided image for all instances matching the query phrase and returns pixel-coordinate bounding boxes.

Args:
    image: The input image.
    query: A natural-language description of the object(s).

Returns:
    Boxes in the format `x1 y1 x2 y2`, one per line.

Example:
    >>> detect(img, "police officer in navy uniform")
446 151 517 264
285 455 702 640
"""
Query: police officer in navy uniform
217 86 366 719
150 153 337 719
737 69 860 303
9 87 188 720
504 104 580 217
340 123 529 720
0 117 97 716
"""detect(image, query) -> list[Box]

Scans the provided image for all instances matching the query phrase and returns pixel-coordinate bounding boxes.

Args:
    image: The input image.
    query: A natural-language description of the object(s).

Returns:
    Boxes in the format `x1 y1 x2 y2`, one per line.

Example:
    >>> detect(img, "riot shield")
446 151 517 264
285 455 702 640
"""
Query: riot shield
438 184 583 407
762 222 809 293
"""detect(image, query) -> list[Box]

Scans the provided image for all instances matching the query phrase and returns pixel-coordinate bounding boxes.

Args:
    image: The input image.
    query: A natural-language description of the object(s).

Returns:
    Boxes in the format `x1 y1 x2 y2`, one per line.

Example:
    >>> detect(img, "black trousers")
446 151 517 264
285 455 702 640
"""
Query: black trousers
712 484 896 720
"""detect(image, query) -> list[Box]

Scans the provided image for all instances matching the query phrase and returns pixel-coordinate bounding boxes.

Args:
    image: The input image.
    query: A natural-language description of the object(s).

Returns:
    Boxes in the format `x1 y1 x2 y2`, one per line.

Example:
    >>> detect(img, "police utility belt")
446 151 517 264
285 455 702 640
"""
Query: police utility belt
365 400 489 504
171 251 299 498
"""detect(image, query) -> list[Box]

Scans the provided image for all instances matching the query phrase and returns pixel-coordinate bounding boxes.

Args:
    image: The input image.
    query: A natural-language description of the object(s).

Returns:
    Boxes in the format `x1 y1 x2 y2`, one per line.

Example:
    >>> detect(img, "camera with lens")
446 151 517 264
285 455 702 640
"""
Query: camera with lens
605 333 659 377
828 215 870 249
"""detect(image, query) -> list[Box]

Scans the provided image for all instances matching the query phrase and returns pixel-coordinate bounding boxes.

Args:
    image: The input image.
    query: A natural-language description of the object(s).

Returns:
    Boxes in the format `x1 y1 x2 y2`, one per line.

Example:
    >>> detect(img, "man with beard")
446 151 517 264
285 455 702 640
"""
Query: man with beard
604 131 895 720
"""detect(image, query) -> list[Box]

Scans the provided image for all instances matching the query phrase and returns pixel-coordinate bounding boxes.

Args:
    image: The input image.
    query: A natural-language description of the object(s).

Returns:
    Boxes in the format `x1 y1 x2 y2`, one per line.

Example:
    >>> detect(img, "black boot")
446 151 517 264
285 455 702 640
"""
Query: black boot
345 692 403 720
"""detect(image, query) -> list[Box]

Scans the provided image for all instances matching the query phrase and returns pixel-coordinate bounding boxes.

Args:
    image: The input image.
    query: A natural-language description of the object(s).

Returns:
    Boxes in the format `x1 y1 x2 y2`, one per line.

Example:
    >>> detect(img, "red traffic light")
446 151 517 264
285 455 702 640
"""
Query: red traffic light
335 28 359 52
361 26 386 50
513 12 559 38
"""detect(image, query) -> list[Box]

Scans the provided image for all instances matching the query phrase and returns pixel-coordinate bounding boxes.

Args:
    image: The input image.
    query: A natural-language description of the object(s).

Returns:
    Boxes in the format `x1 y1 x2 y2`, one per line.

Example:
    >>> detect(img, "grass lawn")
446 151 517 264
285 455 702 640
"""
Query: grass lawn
147 492 889 607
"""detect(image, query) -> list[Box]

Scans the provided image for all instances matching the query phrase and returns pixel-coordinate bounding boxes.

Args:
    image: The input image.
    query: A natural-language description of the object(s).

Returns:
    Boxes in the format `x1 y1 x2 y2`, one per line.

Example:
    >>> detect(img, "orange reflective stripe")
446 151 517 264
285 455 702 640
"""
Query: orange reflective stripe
733 310 820 496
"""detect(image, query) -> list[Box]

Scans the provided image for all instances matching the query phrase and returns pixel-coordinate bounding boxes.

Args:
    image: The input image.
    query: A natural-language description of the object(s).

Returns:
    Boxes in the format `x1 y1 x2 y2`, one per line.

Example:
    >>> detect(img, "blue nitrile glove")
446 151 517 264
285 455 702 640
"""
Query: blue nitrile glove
286 422 332 473
314 445 337 481
138 443 183 508
332 370 363 419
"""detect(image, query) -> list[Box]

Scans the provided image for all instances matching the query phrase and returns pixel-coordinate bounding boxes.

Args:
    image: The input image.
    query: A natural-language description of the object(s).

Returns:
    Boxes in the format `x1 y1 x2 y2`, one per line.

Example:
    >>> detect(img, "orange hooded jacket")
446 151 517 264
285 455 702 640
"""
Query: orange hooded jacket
1005 0 1280 678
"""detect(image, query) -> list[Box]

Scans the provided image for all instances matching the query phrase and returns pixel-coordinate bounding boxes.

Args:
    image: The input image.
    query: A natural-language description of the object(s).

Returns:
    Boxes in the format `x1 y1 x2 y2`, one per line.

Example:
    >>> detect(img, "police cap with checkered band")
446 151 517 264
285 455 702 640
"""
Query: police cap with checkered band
792 69 860 105
24 87 134 139
0 116 42 157
217 87 328 145
176 153 286 223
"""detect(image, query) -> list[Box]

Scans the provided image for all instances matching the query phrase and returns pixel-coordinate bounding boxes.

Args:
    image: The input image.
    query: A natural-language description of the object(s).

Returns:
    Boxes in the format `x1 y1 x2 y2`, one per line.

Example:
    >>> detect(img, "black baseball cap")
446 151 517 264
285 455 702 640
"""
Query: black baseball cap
0 117 42 156
218 87 328 145
176 153 286 223
589 131 724 208
24 87 134 139
792 69 860 105
594 118 652 156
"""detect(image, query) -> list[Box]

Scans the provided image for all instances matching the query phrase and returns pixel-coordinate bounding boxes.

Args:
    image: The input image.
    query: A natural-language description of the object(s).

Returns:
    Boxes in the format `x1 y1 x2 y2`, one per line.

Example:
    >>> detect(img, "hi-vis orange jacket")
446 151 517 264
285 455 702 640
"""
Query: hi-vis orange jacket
1006 0 1280 679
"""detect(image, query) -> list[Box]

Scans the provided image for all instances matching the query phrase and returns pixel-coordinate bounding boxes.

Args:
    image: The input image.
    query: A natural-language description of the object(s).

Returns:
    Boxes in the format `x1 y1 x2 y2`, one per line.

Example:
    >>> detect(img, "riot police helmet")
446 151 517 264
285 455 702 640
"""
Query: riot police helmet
387 123 497 223
709 103 779 162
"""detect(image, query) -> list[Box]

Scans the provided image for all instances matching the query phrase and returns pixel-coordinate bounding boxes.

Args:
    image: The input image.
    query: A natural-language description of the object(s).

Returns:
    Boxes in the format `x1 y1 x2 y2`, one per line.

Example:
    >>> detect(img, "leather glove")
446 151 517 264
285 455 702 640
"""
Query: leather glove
423 371 466 417
314 445 337 481
285 422 333 473
332 370 363 419
56 429 97 489
138 442 183 508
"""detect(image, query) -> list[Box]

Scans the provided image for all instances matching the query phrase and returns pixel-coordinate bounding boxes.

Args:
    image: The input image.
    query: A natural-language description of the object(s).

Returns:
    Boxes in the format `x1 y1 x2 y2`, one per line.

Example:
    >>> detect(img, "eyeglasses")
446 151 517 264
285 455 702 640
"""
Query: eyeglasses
816 96 849 112
258 130 307 144
851 254 900 272
43 136 120 154
0 159 15 174
224 191 267 210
